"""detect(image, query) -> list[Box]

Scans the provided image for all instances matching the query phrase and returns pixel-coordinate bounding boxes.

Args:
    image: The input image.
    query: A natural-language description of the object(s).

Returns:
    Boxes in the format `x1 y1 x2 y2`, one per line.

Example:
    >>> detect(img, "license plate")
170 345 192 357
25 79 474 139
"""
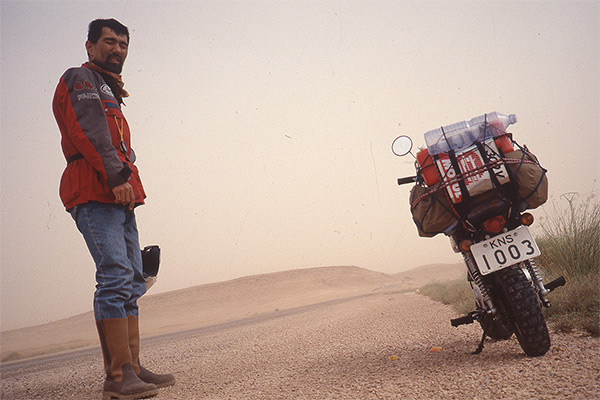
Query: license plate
471 226 540 275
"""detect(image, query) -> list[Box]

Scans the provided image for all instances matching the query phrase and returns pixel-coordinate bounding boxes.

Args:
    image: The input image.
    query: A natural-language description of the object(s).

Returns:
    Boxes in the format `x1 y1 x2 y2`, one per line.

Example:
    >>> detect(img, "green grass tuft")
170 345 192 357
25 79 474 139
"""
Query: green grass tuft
536 192 600 336
419 279 474 315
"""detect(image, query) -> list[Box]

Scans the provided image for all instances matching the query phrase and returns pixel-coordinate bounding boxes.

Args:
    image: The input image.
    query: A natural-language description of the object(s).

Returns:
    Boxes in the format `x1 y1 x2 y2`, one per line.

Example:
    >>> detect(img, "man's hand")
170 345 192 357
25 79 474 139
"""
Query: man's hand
112 182 135 210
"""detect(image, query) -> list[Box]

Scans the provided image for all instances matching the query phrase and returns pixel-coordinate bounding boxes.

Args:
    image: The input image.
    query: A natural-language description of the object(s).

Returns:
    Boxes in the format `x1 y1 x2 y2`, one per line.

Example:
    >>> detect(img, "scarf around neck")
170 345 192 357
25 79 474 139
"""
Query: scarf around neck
84 61 130 100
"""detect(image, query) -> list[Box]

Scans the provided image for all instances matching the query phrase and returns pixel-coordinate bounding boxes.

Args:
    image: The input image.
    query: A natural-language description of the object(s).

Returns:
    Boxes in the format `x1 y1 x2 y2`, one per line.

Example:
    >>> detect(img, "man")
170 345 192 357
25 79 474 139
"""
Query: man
53 19 175 399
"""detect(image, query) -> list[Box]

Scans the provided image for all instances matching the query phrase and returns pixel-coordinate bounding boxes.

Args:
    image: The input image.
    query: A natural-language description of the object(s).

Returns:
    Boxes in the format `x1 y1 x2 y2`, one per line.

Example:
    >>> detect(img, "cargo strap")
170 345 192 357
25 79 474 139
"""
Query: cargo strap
447 149 472 216
474 141 514 201
437 126 471 217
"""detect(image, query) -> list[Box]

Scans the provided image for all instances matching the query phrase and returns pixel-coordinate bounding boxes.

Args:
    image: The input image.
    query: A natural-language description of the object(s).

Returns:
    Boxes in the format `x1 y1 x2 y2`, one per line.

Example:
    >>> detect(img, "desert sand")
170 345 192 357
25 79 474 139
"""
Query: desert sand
1 264 599 399
0 264 462 361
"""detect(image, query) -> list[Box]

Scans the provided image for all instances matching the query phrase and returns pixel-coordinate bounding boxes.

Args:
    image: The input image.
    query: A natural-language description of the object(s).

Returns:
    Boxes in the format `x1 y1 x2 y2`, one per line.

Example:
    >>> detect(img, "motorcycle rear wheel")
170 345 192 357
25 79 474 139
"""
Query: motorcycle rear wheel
471 283 513 340
491 264 551 356
479 315 513 340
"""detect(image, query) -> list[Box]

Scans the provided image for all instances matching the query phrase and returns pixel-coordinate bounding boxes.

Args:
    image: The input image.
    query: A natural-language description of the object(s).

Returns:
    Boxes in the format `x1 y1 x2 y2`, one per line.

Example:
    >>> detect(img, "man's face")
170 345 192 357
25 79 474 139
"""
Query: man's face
86 27 128 74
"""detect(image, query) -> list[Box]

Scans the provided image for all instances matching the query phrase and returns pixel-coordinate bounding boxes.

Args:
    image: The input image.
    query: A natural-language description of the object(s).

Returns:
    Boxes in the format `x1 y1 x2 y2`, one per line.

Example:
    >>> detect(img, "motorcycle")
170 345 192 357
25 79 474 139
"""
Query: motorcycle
391 134 565 356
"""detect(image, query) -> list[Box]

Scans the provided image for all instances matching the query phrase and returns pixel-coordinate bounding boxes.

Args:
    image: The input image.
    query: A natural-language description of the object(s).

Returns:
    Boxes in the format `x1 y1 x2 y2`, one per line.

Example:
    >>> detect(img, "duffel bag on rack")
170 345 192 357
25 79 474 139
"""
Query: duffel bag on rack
503 148 548 210
409 183 507 238
409 184 458 238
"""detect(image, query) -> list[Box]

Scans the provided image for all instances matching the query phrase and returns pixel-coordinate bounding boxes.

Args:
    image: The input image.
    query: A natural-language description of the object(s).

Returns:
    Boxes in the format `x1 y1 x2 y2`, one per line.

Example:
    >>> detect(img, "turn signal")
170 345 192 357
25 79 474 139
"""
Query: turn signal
459 239 474 252
521 212 534 226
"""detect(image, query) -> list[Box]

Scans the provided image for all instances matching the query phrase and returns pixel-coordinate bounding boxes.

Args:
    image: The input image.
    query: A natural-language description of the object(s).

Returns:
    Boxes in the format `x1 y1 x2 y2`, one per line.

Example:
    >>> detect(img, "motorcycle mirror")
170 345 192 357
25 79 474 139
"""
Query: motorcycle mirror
391 135 413 157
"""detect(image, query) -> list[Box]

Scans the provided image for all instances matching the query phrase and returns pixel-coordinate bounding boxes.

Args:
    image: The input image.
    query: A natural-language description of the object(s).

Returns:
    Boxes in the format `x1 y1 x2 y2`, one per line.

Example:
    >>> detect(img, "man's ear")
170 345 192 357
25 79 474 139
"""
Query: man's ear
85 40 93 59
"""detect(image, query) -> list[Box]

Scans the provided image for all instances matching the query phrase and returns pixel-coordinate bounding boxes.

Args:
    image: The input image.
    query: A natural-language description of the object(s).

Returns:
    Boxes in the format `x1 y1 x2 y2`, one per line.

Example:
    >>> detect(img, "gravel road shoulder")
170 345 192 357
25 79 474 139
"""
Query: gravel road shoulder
2 292 598 399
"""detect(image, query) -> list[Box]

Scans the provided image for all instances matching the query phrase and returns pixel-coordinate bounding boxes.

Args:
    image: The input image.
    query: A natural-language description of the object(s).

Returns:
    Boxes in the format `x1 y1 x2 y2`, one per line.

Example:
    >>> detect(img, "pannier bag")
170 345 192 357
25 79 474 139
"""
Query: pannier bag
503 149 548 209
409 182 507 237
409 184 458 238
410 142 548 238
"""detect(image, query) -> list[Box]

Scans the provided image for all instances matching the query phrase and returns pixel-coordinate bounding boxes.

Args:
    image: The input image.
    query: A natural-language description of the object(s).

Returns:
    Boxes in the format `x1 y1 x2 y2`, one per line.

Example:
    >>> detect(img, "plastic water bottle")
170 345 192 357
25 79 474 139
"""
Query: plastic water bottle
424 112 517 155
469 112 517 141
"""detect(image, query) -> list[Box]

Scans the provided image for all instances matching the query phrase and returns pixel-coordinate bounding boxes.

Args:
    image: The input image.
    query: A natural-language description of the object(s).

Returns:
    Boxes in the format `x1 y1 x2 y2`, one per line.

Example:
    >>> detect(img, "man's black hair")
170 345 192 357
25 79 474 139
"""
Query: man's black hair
87 19 129 44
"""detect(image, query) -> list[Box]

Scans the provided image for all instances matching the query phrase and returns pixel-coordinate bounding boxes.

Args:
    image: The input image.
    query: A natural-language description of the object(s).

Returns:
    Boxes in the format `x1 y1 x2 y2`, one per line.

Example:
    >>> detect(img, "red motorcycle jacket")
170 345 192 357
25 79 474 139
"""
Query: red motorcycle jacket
53 63 146 211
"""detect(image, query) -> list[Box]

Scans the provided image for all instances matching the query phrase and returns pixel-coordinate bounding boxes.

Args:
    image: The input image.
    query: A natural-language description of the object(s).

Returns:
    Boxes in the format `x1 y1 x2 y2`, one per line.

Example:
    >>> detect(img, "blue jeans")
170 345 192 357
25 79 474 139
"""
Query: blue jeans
69 202 146 320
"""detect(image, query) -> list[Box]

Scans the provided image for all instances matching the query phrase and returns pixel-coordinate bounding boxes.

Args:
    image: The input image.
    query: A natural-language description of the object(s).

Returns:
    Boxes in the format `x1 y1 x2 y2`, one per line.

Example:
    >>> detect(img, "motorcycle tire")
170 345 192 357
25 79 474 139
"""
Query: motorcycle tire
491 264 551 356
470 282 513 340
479 315 513 340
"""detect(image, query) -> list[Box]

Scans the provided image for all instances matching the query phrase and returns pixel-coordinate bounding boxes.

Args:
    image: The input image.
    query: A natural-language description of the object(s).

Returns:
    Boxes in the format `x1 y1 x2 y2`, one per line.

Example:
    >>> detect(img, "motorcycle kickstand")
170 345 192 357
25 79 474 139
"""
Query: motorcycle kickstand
473 313 493 355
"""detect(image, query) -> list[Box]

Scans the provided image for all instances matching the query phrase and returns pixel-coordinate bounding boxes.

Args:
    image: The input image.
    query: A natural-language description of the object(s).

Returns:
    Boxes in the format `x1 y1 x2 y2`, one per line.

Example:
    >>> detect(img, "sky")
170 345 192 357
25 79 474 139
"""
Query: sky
1 0 598 331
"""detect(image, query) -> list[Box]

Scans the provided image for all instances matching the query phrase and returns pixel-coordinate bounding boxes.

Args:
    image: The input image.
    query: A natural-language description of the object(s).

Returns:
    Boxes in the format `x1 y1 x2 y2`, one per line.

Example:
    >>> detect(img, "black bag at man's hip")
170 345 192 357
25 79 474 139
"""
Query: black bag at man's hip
141 245 160 278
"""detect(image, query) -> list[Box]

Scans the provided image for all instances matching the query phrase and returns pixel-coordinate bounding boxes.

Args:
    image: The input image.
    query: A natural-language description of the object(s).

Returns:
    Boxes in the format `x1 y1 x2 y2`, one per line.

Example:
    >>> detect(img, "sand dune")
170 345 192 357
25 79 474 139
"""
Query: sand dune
1 264 462 362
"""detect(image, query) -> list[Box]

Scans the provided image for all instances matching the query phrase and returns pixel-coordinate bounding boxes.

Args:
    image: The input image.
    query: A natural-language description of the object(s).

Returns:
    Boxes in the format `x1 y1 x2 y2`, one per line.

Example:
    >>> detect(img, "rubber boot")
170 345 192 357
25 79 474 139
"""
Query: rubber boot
127 315 176 388
96 319 159 399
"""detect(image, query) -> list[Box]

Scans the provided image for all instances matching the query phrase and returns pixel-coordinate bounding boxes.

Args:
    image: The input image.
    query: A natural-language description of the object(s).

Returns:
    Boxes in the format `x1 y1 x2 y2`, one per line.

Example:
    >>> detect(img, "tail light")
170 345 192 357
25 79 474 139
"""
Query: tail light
521 212 534 226
482 215 506 234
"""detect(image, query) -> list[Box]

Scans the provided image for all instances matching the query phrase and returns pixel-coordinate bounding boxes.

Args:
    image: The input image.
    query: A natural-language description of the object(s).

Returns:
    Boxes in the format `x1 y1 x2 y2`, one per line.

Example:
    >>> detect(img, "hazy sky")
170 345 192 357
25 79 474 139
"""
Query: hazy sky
1 0 598 331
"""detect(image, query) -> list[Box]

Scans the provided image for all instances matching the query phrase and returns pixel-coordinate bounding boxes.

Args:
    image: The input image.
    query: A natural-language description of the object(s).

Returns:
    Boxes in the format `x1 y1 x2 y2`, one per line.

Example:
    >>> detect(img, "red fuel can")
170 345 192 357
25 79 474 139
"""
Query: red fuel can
416 148 440 186
494 134 515 154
